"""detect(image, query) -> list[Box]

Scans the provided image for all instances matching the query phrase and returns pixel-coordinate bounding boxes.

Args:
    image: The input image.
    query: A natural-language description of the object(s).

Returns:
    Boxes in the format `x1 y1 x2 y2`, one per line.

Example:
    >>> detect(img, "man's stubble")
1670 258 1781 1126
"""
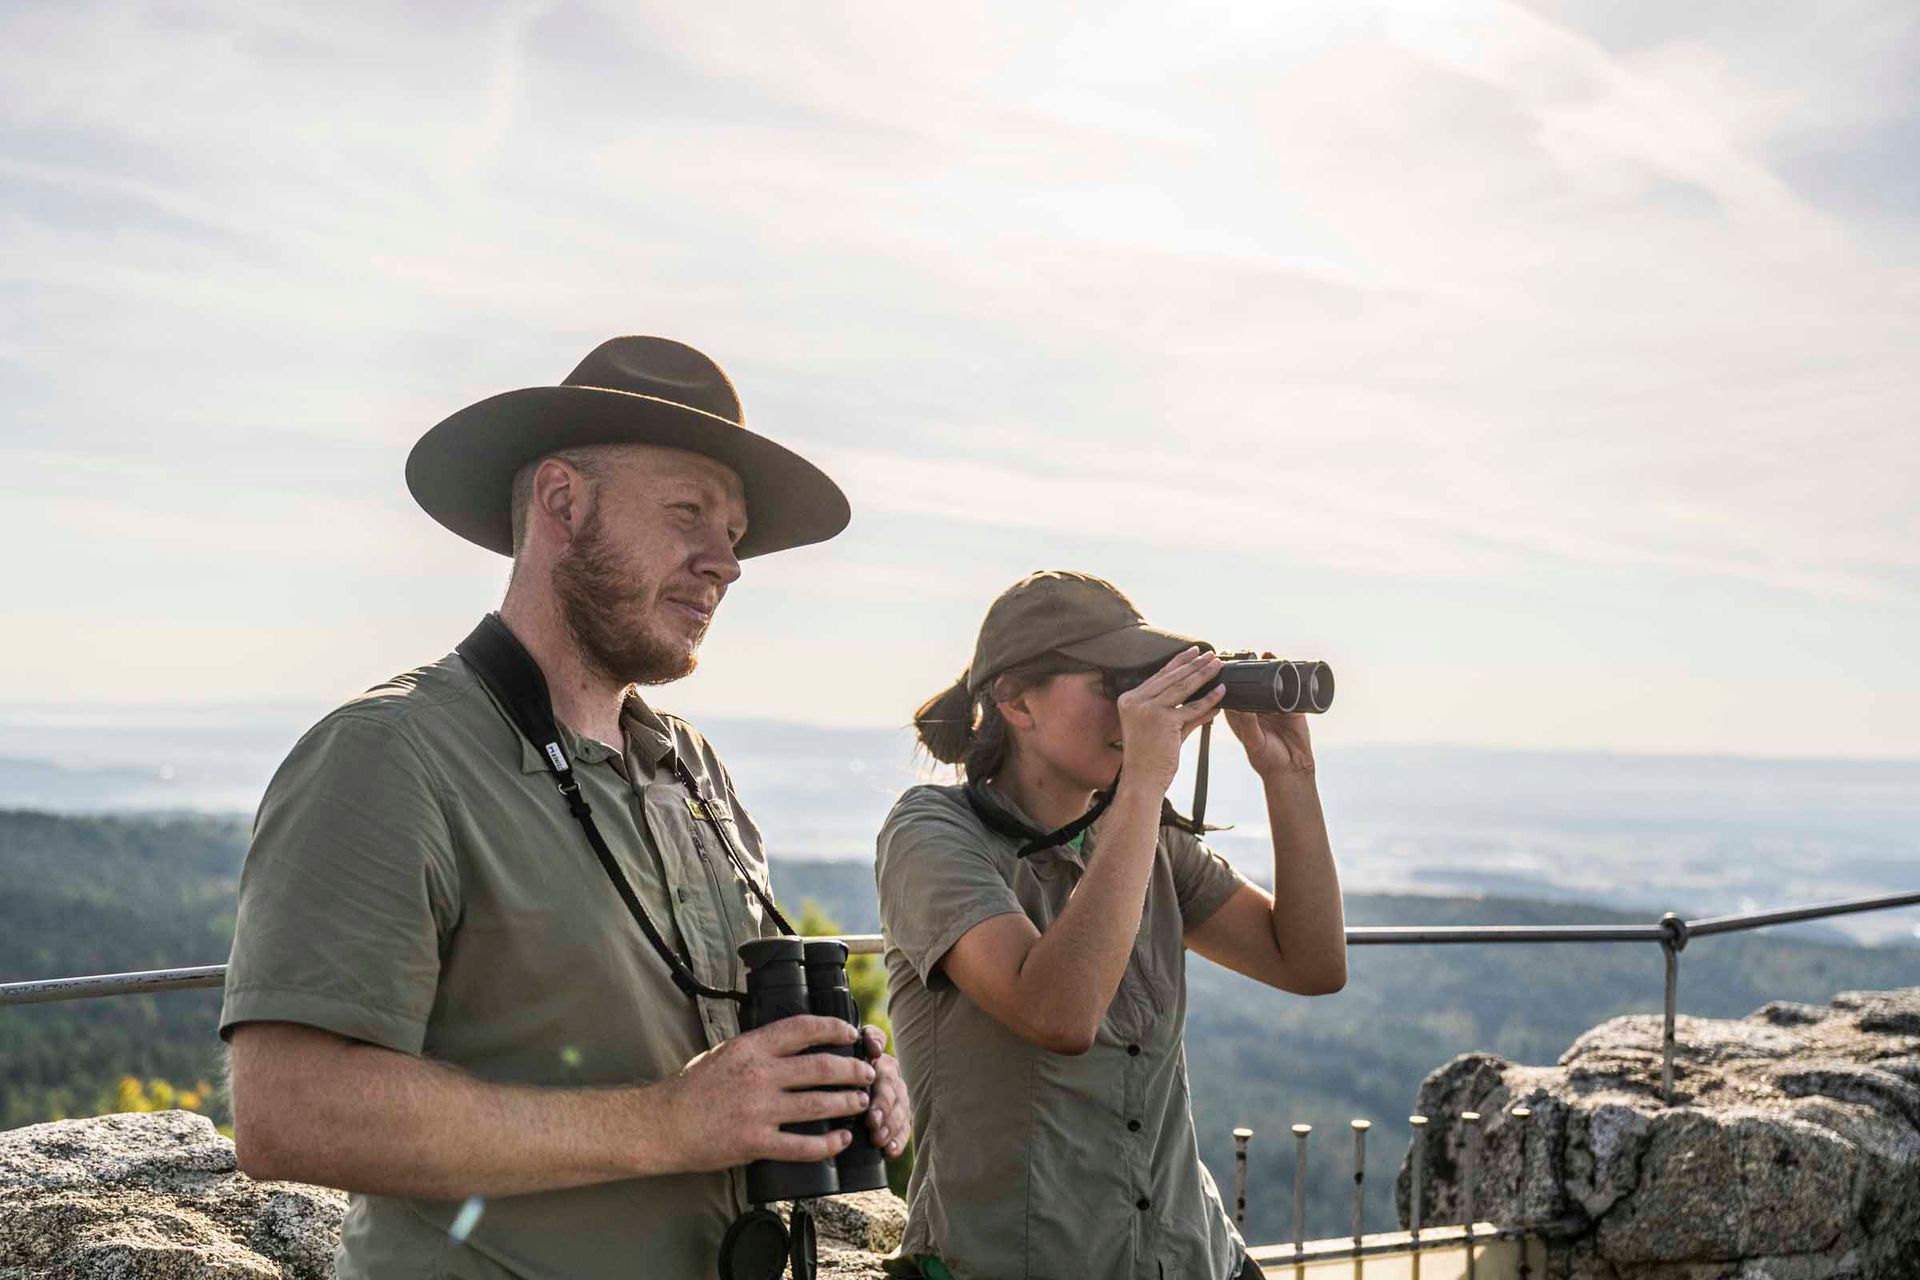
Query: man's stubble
553 503 705 689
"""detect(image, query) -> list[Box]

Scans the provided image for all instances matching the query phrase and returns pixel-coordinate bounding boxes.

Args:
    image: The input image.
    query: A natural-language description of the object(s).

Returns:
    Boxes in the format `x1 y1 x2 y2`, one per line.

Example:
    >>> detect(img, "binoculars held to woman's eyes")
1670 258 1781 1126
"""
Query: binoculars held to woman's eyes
1105 652 1336 715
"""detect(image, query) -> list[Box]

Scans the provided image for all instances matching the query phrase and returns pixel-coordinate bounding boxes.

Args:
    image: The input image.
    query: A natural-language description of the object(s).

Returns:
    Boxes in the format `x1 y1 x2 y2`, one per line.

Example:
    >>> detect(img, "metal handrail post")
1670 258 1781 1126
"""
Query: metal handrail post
1351 1119 1370 1248
1408 1114 1427 1244
1511 1107 1532 1280
1461 1110 1481 1280
1292 1124 1312 1256
1233 1128 1253 1232
1659 913 1689 1105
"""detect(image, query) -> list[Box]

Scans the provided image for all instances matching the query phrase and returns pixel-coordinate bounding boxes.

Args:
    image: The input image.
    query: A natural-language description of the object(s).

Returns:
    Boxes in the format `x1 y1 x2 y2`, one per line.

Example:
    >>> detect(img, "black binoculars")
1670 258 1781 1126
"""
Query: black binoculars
737 936 890 1202
1107 652 1336 714
718 938 890 1280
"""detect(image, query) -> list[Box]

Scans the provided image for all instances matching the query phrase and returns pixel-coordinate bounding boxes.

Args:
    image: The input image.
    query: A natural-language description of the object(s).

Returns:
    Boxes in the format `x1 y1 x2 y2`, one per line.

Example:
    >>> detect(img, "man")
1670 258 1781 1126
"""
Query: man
222 336 910 1279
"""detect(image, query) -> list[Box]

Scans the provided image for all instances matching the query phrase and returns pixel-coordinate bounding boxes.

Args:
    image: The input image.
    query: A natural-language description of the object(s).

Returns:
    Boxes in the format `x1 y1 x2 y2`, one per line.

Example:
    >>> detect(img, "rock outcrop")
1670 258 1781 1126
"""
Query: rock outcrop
1399 987 1920 1280
0 1110 906 1278
0 1110 344 1278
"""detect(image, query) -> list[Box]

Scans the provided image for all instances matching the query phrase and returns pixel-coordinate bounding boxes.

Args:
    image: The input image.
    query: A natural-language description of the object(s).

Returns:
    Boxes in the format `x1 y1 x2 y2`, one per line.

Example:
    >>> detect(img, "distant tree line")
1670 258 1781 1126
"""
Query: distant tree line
3 809 1913 1242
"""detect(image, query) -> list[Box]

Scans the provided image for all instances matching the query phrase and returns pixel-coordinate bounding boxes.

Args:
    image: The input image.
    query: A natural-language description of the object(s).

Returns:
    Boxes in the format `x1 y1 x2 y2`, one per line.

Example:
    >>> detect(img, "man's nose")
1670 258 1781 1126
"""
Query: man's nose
694 533 742 586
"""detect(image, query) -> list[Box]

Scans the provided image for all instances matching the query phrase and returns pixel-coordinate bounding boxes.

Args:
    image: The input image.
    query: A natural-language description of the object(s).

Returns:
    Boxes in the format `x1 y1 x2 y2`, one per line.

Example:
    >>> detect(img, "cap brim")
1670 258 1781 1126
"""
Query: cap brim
405 385 850 559
1056 624 1210 672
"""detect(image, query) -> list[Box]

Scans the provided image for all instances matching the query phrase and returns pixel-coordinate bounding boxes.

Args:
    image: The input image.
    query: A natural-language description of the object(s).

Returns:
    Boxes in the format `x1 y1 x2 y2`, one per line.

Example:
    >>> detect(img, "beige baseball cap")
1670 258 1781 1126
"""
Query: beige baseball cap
962 570 1207 693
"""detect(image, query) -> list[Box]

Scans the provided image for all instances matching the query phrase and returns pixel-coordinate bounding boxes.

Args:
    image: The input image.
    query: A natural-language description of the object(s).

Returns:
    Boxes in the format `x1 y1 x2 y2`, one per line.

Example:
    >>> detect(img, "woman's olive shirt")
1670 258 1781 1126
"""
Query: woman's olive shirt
876 783 1250 1280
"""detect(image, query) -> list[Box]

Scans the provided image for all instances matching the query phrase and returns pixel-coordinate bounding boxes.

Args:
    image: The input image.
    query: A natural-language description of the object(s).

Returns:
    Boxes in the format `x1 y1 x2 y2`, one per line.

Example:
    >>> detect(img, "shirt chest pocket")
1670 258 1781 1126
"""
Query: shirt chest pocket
1028 861 1177 1044
1102 932 1177 1044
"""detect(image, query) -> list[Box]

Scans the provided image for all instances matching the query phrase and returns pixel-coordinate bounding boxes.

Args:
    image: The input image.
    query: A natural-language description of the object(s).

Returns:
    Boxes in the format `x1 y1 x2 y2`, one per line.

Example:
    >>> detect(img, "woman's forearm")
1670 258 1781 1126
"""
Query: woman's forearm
1013 778 1165 1049
1261 770 1347 990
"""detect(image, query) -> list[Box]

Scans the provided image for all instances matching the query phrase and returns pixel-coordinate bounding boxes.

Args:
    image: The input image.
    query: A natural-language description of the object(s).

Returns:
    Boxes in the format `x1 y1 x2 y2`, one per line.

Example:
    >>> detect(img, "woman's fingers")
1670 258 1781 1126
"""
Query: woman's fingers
1166 655 1224 705
1126 646 1202 699
1178 684 1227 729
1129 647 1221 705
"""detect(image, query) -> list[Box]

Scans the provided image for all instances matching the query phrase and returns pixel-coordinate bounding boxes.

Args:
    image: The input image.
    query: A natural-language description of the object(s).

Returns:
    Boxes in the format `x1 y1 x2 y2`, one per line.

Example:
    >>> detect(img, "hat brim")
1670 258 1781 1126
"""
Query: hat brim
405 385 850 558
1056 624 1211 673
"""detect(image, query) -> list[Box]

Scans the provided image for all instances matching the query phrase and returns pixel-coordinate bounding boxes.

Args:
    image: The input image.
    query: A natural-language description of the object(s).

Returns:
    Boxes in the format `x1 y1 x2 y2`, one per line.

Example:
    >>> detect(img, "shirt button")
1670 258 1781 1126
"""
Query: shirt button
1136 1197 1151 1211
1127 1120 1142 1132
676 887 690 903
1127 1044 1141 1057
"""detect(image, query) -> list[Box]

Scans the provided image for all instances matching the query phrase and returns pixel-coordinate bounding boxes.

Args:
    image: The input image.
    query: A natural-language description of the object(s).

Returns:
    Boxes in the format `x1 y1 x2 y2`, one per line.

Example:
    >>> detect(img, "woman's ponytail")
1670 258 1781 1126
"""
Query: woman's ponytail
913 652 1103 782
913 675 976 765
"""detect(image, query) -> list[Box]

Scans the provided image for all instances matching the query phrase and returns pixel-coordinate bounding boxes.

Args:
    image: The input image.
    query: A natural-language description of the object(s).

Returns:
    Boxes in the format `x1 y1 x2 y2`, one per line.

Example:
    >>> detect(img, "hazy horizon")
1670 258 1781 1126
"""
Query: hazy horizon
6 701 1914 947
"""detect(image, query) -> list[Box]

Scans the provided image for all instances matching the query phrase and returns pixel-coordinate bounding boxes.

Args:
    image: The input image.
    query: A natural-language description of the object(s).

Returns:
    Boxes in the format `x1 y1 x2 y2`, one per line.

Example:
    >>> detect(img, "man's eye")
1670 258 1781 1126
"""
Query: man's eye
673 502 702 518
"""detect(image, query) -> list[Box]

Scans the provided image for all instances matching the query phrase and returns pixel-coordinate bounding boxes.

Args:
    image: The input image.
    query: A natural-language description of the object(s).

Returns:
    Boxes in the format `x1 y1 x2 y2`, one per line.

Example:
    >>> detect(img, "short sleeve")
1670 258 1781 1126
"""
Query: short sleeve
1165 825 1247 929
875 791 1026 988
220 711 460 1054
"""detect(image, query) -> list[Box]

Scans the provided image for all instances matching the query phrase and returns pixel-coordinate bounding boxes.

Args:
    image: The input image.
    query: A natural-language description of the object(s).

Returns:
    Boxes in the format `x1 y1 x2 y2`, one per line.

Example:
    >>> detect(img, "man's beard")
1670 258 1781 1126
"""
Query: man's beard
553 507 704 688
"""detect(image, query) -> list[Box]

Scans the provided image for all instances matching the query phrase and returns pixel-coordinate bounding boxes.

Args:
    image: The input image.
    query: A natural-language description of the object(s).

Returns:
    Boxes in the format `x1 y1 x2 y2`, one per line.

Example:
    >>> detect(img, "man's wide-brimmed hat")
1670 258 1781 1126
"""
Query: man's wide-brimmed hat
406 336 850 558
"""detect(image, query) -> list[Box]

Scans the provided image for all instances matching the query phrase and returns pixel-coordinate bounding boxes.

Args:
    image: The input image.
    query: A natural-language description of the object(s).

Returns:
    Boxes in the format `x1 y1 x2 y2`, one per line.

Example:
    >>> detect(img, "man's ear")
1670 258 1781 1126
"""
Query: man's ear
531 457 589 544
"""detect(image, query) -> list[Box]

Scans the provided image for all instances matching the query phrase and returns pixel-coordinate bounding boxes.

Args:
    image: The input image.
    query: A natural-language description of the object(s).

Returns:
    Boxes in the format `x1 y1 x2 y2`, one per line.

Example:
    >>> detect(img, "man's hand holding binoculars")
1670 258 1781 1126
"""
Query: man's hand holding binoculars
660 1015 909 1172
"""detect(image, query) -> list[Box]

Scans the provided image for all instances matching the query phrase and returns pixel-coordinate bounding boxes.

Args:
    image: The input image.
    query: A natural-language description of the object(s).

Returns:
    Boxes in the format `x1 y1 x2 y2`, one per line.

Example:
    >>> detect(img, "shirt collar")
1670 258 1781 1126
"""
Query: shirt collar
510 689 679 777
620 691 680 774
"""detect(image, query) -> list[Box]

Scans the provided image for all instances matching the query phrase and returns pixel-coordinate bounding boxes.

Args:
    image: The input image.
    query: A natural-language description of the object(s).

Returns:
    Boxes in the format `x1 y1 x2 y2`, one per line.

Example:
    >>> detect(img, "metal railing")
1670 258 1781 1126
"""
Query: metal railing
7 888 1914 1107
4 888 1915 1273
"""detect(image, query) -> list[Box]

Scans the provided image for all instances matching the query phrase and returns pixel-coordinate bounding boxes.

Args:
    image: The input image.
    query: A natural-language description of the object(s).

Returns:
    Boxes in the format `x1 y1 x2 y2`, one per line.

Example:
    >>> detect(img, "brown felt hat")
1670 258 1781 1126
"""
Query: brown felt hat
405 336 850 558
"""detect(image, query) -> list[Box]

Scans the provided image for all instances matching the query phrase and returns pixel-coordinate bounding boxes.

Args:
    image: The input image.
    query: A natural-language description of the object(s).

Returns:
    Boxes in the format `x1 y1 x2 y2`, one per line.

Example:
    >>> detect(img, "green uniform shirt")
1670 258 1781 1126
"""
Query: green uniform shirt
875 782 1250 1280
221 649 779 1279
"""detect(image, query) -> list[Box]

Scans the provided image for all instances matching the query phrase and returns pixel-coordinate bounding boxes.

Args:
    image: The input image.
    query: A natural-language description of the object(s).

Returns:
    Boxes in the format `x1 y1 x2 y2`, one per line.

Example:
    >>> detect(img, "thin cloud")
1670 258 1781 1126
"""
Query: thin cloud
0 0 1915 752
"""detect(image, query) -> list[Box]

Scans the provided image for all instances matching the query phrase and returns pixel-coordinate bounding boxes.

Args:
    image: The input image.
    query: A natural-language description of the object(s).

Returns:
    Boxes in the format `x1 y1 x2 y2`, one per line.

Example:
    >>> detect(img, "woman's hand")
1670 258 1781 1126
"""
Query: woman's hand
1115 647 1225 792
1226 653 1316 779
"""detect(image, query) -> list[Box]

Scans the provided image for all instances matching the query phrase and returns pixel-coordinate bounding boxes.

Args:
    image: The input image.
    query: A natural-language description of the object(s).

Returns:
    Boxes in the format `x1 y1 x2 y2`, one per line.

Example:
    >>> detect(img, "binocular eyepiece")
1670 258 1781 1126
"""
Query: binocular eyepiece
1107 652 1336 714
735 937 890 1204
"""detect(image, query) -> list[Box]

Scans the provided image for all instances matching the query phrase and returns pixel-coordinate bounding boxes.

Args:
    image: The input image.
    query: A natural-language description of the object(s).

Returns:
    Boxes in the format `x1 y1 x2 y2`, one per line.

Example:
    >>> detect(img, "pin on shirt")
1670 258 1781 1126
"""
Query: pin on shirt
686 797 731 823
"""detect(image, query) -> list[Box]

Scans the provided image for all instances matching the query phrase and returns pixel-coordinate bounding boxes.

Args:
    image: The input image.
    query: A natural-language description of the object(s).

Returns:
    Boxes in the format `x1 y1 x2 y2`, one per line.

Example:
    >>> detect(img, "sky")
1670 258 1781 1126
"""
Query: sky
2 0 1917 759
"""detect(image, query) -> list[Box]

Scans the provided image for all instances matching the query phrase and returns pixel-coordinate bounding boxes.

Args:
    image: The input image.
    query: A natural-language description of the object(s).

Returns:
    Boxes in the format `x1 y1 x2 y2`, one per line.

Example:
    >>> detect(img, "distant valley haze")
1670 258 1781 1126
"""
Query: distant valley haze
4 699 1915 948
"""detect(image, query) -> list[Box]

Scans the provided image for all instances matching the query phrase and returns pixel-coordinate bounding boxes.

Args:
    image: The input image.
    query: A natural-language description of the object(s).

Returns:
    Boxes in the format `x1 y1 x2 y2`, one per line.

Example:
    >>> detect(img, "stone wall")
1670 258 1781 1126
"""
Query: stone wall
1398 987 1920 1280
8 988 1916 1278
0 1109 904 1278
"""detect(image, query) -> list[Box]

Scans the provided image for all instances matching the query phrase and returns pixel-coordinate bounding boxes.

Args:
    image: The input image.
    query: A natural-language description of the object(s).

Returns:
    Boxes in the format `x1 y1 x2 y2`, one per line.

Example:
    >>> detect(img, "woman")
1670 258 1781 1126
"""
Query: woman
876 570 1347 1280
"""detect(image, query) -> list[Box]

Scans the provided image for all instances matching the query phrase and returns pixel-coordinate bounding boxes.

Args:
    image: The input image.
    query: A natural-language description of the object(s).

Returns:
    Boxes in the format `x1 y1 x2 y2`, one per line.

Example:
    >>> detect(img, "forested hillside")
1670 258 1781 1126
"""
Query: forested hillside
2 809 1913 1241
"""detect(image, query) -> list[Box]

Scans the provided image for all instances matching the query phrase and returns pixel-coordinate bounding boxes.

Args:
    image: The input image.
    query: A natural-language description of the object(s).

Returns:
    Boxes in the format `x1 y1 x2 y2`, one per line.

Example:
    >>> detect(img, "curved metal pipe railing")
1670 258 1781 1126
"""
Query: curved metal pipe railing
4 889 1916 1104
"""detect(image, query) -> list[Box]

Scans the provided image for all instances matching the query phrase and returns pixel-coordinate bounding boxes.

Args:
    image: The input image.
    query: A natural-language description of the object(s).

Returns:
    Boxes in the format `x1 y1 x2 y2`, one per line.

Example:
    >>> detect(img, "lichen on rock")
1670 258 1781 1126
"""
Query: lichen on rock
1397 986 1920 1280
0 1110 345 1278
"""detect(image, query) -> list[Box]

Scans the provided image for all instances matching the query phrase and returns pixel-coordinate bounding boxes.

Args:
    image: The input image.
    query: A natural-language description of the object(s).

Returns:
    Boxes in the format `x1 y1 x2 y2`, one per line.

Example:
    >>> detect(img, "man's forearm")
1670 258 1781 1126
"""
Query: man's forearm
231 1024 689 1199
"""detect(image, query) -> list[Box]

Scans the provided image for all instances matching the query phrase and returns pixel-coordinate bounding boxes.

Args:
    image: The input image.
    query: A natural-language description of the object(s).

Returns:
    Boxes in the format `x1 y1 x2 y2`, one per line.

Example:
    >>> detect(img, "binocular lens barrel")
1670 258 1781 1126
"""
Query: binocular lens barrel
738 939 840 1204
1215 659 1335 714
804 941 889 1194
1108 657 1335 714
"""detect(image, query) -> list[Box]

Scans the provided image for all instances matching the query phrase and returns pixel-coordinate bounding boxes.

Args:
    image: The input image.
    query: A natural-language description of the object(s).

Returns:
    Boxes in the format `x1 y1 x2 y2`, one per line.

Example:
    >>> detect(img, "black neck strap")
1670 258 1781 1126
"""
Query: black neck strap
456 613 791 1004
964 710 1231 857
963 766 1213 859
965 781 1117 858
